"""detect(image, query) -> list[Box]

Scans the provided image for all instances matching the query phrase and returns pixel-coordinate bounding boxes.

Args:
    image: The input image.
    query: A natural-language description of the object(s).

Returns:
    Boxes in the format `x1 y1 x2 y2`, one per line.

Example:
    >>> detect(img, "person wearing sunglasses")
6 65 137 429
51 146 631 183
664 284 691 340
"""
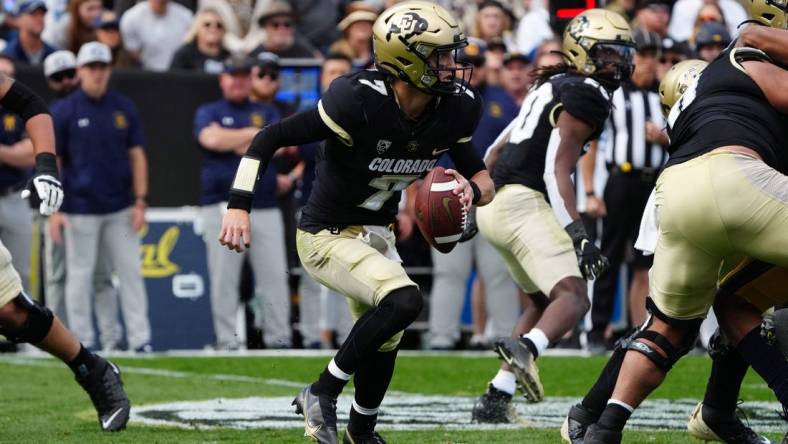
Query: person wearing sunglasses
249 0 321 60
170 7 230 74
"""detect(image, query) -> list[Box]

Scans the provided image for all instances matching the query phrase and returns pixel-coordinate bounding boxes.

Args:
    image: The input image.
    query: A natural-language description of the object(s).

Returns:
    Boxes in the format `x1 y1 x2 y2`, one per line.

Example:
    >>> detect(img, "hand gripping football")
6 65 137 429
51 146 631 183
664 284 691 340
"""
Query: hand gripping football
414 167 466 254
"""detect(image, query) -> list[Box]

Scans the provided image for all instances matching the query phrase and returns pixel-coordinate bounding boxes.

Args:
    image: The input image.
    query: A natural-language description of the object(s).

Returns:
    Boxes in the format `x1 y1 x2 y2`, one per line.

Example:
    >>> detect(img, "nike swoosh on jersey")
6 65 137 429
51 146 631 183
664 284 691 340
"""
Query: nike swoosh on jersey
102 408 125 429
432 148 450 156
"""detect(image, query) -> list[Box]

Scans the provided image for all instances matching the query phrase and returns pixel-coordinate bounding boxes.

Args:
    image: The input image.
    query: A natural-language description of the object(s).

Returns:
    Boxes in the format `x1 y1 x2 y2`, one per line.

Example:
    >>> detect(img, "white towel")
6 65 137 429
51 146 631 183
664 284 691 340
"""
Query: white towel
635 189 659 256
358 226 403 263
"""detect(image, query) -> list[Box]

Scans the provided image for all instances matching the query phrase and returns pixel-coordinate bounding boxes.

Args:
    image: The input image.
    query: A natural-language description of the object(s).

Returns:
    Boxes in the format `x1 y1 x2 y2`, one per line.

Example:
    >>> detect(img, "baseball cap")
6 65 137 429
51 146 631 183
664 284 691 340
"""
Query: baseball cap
223 56 253 74
255 51 280 69
76 42 112 66
458 37 486 66
633 28 662 52
486 37 507 52
695 22 731 48
636 0 670 11
13 0 46 16
94 12 120 29
503 52 530 66
44 50 76 77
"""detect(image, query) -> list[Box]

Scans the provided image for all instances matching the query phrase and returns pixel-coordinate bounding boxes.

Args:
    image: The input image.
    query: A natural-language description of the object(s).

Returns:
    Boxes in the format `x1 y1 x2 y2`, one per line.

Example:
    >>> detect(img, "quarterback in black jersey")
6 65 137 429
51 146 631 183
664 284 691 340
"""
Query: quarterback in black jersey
219 2 494 443
469 8 635 414
574 2 788 441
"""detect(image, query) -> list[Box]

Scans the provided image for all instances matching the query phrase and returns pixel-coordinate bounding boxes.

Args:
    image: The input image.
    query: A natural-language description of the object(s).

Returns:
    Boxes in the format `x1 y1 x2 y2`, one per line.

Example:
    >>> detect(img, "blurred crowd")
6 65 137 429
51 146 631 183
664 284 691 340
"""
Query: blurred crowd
0 0 748 352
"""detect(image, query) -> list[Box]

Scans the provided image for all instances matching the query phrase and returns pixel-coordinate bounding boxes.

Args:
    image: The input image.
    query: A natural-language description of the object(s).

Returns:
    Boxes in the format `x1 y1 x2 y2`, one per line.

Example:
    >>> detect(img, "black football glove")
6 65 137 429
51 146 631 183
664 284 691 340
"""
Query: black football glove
21 152 63 216
459 206 478 242
565 219 609 280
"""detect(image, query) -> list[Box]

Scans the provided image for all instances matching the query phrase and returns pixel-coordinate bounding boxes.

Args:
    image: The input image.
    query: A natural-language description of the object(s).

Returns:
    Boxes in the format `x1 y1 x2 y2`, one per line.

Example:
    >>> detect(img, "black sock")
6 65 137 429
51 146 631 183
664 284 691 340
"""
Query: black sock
582 346 627 414
348 348 398 434
521 337 539 359
348 407 378 435
736 326 788 406
67 345 98 378
597 403 632 432
311 367 349 399
702 348 749 414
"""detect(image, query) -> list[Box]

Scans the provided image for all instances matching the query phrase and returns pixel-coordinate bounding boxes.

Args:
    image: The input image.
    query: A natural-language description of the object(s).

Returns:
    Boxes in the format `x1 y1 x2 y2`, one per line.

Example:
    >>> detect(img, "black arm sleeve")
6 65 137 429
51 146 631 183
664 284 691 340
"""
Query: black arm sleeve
227 107 334 211
0 80 50 121
449 141 486 180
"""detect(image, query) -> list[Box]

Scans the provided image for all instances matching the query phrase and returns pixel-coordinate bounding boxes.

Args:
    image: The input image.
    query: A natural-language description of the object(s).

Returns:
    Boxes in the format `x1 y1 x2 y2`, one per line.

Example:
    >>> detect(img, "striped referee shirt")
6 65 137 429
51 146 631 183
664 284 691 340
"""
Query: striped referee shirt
600 82 667 171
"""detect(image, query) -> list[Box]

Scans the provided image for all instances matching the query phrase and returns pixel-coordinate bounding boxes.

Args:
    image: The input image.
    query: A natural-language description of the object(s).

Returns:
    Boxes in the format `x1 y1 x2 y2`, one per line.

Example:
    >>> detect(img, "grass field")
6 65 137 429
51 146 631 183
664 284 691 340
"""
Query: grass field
0 352 784 443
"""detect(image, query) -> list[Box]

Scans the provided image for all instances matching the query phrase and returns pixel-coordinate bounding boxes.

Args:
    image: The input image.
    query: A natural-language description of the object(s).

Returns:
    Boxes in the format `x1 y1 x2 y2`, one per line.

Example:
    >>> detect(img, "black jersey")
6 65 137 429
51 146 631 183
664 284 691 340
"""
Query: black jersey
666 46 788 173
299 70 484 233
492 73 611 195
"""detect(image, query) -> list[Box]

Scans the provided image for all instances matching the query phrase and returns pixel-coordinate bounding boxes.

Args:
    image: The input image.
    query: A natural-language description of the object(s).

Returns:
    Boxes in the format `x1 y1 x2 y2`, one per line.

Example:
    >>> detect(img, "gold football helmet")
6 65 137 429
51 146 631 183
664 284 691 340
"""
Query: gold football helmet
372 1 471 95
562 9 636 89
658 59 708 117
745 0 787 29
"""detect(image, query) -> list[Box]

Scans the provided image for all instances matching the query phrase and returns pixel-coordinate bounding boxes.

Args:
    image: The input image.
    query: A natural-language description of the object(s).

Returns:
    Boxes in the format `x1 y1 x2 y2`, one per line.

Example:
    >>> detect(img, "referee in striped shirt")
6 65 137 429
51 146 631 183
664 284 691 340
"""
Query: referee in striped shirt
583 28 669 353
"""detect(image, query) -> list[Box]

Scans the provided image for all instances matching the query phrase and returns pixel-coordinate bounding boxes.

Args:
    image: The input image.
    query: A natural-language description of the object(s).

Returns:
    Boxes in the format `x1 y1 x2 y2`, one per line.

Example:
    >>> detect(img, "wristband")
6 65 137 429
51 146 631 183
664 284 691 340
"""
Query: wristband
231 156 261 194
470 180 481 205
585 191 594 197
227 193 252 212
564 219 588 243
35 152 58 177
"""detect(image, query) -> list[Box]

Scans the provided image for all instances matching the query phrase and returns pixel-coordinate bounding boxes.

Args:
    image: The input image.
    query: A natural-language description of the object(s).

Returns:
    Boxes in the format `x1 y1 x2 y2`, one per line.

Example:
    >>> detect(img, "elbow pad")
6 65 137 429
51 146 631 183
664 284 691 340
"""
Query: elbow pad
0 81 49 121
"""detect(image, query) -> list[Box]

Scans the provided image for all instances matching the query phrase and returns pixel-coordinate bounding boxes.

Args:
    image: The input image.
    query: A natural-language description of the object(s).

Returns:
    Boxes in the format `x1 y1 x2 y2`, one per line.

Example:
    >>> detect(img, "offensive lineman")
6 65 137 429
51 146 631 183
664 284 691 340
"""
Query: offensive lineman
473 9 633 408
576 2 788 441
219 2 494 443
0 71 130 430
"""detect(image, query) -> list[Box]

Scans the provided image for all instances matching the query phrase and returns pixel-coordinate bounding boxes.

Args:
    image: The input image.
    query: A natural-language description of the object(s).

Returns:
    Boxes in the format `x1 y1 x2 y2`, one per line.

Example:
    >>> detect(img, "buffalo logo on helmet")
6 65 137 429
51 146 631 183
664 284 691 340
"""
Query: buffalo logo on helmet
386 12 429 42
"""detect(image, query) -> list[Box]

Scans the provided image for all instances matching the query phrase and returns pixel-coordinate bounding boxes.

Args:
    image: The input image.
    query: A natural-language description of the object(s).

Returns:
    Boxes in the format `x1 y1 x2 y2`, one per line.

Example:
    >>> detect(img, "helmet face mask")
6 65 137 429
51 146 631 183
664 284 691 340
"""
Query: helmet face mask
372 1 471 96
588 43 636 87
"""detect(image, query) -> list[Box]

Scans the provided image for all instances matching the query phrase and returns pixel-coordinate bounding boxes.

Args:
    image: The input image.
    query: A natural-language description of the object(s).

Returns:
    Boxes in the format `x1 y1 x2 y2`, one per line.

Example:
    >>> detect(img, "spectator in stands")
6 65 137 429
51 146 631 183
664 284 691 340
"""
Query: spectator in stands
195 56 291 349
296 52 355 349
532 49 563 69
329 2 377 67
605 0 636 21
655 37 690 82
120 0 193 71
515 0 553 59
42 0 101 53
94 11 136 68
52 42 152 352
633 0 670 38
429 39 520 350
248 1 321 60
583 29 667 353
693 21 731 63
500 51 530 106
471 1 515 49
3 0 56 65
668 0 746 41
43 50 78 96
170 7 230 74
0 55 34 296
249 52 294 117
289 0 343 53
483 37 506 86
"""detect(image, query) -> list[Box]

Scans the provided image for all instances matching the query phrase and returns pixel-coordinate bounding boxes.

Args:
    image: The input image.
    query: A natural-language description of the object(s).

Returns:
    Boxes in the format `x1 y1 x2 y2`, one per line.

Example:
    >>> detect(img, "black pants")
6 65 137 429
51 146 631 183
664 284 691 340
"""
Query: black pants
590 172 654 334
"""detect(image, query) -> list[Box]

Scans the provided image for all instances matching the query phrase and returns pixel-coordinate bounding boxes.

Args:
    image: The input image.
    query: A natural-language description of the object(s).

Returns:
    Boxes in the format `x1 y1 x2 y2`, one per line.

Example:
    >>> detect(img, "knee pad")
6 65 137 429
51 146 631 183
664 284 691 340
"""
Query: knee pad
763 309 788 358
384 286 423 324
625 300 702 371
0 293 54 344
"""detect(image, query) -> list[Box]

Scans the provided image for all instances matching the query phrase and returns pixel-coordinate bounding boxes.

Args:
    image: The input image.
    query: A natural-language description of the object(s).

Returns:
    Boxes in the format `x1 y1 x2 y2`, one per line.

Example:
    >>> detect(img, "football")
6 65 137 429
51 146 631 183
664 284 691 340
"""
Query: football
414 167 466 254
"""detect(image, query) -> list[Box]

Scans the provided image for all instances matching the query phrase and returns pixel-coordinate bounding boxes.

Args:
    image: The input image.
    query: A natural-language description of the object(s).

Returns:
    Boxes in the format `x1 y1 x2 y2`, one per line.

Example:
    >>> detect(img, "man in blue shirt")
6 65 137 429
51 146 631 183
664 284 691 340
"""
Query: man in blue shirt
0 56 35 294
2 0 56 65
50 42 151 352
429 39 521 351
195 57 291 350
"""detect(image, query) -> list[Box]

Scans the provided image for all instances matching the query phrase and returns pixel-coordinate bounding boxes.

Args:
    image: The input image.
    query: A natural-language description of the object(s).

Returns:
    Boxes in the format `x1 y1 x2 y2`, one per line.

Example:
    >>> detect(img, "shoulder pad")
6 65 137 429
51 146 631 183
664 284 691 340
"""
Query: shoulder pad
732 47 773 64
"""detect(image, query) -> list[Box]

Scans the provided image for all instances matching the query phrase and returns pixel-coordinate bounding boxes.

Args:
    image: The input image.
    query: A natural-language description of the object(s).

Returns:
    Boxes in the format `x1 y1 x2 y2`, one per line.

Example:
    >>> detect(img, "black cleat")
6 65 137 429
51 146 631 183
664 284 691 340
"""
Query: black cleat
343 427 386 444
76 357 130 432
292 385 338 444
493 337 544 402
471 383 519 423
561 403 600 443
582 424 622 444
687 402 771 443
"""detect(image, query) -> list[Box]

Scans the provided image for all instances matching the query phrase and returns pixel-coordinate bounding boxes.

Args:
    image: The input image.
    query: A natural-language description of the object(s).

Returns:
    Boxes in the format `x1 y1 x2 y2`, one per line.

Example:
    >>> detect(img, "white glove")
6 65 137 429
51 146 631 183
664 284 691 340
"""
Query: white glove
22 174 64 216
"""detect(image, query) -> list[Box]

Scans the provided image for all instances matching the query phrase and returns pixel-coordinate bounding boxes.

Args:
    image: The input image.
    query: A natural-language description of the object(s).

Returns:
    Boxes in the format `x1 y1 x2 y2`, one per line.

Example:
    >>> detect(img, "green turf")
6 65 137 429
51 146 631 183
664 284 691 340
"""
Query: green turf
0 354 781 444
